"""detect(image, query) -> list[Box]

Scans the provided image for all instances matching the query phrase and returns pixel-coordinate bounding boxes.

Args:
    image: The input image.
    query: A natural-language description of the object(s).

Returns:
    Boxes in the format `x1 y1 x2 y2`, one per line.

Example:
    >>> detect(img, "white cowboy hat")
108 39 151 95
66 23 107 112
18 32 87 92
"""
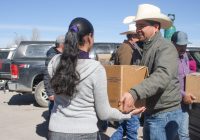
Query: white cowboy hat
123 16 135 24
120 16 137 35
135 4 172 29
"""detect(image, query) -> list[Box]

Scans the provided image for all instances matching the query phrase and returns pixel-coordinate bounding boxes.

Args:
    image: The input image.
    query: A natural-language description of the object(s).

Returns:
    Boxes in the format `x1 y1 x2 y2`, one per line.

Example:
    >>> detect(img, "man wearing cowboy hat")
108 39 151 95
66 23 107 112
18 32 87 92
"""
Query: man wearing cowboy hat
120 4 182 140
114 16 142 65
111 16 142 140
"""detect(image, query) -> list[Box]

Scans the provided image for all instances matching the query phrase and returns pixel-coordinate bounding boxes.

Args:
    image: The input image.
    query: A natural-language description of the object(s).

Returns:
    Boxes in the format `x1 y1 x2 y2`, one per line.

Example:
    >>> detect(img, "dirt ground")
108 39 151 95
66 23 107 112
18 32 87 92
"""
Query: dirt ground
0 90 143 140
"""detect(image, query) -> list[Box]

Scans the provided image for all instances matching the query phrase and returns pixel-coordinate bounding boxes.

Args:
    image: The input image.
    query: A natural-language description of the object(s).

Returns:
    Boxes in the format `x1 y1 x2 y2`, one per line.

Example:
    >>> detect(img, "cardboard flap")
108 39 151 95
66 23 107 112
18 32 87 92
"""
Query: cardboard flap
131 65 149 77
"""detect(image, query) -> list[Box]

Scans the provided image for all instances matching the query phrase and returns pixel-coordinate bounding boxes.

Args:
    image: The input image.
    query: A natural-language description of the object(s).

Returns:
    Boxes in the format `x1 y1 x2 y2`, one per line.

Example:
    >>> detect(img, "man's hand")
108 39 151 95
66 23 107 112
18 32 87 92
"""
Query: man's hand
48 95 55 101
119 92 135 113
183 94 196 104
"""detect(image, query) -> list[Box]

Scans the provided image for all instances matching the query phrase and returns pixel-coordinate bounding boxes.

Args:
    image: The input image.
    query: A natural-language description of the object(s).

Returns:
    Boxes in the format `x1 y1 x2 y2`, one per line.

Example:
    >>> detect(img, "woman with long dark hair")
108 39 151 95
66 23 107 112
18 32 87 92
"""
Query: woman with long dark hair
48 17 145 140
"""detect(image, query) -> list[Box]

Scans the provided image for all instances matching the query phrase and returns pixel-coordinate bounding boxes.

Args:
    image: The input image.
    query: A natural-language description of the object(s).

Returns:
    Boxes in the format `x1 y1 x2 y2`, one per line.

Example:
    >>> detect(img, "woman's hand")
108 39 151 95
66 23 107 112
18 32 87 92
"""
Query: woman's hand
130 107 146 115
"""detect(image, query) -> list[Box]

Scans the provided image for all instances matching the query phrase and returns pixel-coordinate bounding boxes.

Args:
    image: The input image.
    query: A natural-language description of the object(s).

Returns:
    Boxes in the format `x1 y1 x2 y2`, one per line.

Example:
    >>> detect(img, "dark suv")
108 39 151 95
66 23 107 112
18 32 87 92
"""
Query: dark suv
8 41 119 107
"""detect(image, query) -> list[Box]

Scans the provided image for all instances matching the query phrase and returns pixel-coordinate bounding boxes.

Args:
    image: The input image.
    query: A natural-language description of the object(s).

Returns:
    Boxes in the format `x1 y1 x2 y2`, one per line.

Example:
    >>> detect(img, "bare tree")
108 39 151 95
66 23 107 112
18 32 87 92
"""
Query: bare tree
6 42 14 48
6 35 25 48
14 35 27 46
31 28 40 41
6 43 17 48
6 28 41 48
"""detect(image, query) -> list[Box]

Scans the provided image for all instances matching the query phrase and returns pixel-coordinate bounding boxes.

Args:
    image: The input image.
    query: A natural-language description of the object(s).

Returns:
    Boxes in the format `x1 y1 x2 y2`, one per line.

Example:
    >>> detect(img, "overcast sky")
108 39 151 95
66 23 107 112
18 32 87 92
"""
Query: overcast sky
0 0 200 47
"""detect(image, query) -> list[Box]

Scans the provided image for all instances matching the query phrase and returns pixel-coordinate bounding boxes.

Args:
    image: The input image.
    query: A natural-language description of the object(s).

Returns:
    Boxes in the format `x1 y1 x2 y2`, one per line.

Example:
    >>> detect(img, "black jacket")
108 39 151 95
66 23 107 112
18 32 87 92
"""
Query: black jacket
43 47 61 97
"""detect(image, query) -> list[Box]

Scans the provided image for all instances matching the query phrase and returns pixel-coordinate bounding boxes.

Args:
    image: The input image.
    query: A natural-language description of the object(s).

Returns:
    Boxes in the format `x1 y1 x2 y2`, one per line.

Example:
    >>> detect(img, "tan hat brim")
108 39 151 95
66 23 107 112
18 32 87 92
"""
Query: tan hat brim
135 17 172 29
120 31 137 35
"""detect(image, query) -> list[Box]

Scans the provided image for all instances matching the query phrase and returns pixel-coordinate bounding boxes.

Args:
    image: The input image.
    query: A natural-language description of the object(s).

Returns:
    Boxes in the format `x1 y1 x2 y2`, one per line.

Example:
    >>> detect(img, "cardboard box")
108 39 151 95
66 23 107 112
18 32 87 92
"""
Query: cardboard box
104 65 148 110
96 54 112 65
186 72 200 103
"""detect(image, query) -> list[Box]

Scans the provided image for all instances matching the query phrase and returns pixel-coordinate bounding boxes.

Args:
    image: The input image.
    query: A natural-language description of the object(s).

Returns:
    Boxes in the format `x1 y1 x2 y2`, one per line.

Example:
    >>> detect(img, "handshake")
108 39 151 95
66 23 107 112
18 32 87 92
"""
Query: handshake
119 92 146 115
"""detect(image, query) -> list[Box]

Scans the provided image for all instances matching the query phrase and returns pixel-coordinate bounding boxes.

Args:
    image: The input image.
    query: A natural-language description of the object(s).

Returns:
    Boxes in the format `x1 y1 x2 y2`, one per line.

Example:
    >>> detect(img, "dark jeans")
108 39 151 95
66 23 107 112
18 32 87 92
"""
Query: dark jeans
97 120 108 132
49 100 54 116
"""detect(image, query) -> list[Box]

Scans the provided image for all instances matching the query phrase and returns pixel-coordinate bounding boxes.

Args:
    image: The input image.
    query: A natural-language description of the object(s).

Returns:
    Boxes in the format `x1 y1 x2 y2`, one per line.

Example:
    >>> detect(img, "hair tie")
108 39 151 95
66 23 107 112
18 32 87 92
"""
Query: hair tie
70 25 79 33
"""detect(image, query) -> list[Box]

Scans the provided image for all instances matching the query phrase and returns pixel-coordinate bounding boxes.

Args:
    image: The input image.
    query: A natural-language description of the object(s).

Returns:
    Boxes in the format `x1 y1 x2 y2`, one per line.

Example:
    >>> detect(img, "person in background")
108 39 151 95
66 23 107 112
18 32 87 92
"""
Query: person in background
114 16 142 66
43 35 65 117
111 16 142 140
171 31 196 140
48 17 145 140
120 4 182 140
187 51 197 72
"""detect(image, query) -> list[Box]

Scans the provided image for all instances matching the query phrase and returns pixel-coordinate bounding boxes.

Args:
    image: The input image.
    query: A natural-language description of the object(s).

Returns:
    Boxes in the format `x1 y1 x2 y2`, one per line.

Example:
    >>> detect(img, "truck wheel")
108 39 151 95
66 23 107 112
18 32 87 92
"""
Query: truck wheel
34 81 48 107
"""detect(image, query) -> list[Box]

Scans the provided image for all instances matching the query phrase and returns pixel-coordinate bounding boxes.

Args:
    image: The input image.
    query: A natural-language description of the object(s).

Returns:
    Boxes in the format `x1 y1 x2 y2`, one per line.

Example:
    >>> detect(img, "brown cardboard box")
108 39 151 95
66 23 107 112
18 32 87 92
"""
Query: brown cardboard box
186 72 200 103
104 65 148 110
96 54 112 65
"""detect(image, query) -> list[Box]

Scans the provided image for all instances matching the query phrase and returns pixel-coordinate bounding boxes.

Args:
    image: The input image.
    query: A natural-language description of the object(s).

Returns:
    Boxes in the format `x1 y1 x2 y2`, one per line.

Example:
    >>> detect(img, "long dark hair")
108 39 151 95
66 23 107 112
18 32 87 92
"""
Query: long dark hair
51 17 94 97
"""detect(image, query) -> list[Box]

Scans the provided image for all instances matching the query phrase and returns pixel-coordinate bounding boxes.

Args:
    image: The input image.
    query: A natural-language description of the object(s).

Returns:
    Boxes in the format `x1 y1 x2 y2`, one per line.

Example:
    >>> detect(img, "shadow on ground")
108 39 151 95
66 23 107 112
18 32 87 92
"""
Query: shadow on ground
7 93 39 106
36 110 49 139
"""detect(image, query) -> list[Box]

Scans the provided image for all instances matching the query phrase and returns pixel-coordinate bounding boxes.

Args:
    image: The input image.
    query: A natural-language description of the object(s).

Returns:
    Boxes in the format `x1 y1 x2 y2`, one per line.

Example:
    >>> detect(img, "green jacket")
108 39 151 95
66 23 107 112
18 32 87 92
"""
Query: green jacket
130 32 181 115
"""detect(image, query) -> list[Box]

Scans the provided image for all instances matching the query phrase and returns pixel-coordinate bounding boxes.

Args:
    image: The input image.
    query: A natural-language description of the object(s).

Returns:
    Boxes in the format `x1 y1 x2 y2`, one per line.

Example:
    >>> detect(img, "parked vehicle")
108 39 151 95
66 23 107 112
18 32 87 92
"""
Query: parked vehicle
8 41 120 107
8 41 54 107
187 45 200 139
0 47 16 89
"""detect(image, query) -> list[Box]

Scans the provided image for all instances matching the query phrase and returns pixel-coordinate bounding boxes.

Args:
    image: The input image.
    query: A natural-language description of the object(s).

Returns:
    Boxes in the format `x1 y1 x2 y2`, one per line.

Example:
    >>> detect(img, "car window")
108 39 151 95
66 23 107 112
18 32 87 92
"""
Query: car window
0 51 9 59
193 52 200 63
7 50 15 60
25 44 54 57
89 43 120 60
89 49 95 59
94 44 112 54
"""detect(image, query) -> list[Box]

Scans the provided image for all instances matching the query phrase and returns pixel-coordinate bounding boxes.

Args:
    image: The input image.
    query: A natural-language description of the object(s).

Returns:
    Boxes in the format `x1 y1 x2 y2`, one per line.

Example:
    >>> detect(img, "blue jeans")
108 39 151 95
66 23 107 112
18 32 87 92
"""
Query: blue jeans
177 110 189 140
143 108 182 140
110 115 139 140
